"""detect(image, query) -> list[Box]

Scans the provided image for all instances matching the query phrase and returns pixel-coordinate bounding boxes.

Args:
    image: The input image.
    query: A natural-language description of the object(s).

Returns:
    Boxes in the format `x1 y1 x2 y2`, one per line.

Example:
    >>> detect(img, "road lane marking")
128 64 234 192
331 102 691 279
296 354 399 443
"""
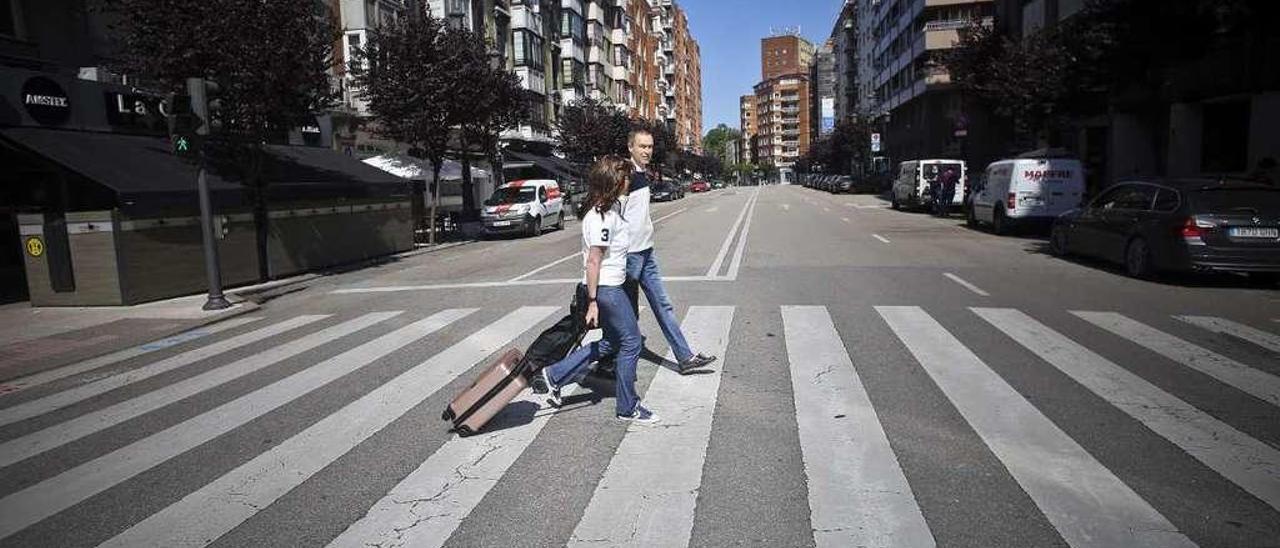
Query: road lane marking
327 329 602 548
723 188 760 280
1074 312 1280 407
781 204 790 210
823 207 831 212
0 312 401 469
0 317 262 397
331 275 726 294
873 234 891 244
704 206 719 213
880 307 1194 548
567 307 734 547
0 315 328 428
706 190 758 278
943 273 990 297
842 217 850 223
507 252 578 283
507 208 687 283
0 308 479 541
974 307 1280 513
1176 316 1280 354
100 307 556 548
783 307 935 548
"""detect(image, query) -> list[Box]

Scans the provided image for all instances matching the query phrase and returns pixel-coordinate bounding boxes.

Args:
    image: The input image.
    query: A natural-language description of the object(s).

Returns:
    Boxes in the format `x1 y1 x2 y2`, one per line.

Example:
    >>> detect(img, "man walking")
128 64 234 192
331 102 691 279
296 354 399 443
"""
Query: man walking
935 167 958 217
616 128 717 374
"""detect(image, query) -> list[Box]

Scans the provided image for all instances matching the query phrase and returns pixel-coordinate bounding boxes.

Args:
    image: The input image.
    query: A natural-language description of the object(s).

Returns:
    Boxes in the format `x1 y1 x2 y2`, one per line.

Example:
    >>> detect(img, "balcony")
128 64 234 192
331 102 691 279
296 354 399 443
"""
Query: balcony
511 5 542 33
561 39 586 62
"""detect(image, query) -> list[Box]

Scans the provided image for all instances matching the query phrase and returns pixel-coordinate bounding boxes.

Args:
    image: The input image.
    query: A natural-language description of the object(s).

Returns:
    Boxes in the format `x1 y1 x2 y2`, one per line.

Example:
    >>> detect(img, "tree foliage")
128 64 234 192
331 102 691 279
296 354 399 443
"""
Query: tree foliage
802 117 870 175
555 97 631 165
701 124 741 163
351 5 469 243
103 0 338 143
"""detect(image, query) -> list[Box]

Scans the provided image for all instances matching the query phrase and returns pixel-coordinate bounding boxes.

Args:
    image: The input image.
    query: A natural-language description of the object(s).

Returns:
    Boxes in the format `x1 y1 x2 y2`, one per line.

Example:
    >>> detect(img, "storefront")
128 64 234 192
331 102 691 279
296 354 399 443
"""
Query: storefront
1 67 414 306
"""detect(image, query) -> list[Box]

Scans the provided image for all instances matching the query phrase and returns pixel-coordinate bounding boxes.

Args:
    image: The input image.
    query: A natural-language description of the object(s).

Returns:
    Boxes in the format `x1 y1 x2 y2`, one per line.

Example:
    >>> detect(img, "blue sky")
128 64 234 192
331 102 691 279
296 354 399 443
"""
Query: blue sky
682 0 846 135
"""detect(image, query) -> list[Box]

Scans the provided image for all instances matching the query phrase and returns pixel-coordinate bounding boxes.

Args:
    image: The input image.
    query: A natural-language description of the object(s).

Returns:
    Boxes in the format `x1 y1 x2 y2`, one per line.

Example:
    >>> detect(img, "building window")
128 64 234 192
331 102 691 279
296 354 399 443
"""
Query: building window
513 29 544 70
561 9 584 44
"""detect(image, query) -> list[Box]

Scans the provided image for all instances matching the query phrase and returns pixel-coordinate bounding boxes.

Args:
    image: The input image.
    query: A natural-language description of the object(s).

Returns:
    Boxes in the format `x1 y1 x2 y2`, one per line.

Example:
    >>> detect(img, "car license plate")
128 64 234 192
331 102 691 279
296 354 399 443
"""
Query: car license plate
1229 227 1279 238
491 221 512 227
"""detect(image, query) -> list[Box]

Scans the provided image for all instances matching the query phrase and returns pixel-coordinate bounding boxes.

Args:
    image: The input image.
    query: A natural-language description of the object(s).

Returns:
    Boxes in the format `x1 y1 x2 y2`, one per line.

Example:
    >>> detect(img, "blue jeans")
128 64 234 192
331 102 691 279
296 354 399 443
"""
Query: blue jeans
627 248 694 363
544 286 642 416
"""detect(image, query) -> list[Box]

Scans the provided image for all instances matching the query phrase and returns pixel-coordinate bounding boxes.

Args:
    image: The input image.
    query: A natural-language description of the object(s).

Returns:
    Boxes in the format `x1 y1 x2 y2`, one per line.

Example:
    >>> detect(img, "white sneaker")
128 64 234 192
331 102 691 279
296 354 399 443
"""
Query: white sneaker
541 369 562 408
617 404 659 424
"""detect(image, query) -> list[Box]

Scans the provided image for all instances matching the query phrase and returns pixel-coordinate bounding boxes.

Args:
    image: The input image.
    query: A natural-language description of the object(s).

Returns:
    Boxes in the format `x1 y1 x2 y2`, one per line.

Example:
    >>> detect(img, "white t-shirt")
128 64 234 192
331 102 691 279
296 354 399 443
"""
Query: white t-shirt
580 204 631 286
620 165 655 253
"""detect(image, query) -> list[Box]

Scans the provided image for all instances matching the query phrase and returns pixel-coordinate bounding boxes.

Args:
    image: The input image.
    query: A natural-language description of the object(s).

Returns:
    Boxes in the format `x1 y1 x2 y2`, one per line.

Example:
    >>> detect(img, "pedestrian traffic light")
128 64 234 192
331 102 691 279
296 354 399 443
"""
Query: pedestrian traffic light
166 91 198 157
185 77 223 136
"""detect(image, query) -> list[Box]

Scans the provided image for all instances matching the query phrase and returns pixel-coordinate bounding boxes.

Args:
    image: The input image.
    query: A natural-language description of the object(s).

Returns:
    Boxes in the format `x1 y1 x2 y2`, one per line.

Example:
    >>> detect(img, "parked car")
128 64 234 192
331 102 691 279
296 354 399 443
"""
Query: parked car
481 179 566 237
1050 178 1280 281
892 159 967 212
969 152 1085 235
650 181 679 202
691 180 711 192
833 175 854 193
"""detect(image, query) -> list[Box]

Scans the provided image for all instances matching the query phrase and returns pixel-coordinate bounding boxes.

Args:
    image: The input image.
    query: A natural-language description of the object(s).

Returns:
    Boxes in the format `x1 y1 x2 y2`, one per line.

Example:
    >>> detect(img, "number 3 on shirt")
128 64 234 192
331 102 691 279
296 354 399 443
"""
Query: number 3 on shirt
601 228 610 242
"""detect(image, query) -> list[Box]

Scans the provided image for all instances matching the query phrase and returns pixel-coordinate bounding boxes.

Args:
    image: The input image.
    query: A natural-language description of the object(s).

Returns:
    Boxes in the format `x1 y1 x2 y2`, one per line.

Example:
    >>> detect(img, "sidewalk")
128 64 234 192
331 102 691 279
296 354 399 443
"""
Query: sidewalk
0 238 477 384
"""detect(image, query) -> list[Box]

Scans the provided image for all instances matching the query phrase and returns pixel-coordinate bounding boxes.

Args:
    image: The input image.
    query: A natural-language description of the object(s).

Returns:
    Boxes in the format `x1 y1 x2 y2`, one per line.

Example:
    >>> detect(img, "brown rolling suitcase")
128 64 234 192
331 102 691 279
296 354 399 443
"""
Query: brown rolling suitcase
442 348 528 436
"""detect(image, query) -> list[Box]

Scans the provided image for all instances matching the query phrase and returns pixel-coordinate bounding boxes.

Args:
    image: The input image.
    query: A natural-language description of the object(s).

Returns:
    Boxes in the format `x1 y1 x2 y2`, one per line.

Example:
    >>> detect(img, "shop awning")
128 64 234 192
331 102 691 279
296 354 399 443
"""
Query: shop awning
0 127 411 214
502 150 580 181
362 154 490 181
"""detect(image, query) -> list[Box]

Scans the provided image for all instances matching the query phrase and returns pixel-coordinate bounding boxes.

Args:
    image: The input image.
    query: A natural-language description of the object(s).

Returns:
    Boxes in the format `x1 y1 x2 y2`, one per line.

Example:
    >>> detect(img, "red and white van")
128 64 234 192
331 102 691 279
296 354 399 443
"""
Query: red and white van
481 179 566 237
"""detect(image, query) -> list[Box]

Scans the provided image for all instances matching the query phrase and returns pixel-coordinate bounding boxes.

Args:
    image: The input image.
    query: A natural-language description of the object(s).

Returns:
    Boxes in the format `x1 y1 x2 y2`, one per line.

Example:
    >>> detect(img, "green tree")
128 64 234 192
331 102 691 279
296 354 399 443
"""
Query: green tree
701 124 741 164
103 0 339 280
556 97 631 165
352 5 468 244
450 27 531 220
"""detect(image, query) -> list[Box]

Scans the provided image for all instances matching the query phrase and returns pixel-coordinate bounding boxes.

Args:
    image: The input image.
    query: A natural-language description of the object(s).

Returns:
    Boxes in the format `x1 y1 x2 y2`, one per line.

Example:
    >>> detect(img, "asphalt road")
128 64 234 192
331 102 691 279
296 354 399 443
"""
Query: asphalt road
1 184 1278 547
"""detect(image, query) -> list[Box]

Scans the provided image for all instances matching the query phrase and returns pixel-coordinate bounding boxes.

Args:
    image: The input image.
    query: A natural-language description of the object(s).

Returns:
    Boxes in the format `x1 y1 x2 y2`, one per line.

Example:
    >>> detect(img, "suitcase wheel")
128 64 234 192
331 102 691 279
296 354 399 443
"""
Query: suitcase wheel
441 408 456 422
455 425 475 437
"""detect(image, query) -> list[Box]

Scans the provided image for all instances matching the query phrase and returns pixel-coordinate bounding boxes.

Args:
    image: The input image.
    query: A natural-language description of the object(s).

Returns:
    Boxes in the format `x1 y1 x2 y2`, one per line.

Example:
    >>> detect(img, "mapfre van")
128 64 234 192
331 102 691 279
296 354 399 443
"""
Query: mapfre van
891 159 967 211
480 179 565 237
967 152 1085 234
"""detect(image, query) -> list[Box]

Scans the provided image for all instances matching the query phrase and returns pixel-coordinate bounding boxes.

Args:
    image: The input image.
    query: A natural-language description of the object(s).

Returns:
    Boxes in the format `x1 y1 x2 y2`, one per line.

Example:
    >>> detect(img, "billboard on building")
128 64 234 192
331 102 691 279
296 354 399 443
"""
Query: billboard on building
820 97 835 135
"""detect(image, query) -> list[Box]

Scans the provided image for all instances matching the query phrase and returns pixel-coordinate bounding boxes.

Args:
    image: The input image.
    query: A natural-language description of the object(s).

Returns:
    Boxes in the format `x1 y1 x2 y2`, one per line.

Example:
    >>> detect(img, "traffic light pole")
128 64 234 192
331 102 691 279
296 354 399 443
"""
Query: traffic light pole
195 148 231 310
187 77 231 311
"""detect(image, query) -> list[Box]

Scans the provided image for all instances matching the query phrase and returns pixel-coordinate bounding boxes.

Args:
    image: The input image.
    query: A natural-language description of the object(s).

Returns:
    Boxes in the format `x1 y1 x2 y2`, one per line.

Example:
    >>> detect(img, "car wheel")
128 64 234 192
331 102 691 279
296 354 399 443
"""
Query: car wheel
529 216 542 237
555 211 565 230
1049 224 1070 256
966 203 979 228
992 206 1009 235
891 195 900 210
1125 237 1154 279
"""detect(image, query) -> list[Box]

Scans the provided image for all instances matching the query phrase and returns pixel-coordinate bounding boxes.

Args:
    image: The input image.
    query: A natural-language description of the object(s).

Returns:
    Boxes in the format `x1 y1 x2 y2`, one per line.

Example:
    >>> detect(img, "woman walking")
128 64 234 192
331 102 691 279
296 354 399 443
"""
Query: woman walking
540 155 657 423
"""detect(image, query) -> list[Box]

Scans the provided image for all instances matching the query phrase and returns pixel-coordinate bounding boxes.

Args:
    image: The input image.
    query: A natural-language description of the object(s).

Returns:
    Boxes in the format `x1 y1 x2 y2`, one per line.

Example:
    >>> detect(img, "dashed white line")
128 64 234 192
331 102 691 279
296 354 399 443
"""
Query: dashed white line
873 234 891 244
841 217 851 223
943 273 990 297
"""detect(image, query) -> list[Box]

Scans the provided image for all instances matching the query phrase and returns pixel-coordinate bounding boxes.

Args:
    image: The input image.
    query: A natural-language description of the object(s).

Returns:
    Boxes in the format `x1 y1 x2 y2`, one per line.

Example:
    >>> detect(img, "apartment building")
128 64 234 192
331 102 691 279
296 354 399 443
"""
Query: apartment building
627 0 659 121
334 0 413 157
862 0 995 160
754 73 811 171
811 39 836 142
739 94 757 164
750 33 814 175
828 0 859 123
653 0 702 153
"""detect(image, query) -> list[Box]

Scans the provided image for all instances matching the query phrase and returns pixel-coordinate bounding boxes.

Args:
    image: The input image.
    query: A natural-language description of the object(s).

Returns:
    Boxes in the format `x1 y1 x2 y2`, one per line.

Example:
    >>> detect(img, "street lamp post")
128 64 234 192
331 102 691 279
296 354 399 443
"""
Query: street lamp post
186 77 231 311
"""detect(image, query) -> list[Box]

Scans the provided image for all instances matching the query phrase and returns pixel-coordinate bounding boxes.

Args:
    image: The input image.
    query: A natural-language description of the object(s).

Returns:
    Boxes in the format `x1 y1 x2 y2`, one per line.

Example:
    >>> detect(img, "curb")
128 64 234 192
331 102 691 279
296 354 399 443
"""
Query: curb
232 240 478 300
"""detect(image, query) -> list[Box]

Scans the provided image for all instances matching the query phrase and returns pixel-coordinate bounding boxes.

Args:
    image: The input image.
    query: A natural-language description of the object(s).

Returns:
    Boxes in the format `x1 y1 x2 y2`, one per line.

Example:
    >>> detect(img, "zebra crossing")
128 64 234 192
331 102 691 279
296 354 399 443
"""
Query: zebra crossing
0 301 1277 546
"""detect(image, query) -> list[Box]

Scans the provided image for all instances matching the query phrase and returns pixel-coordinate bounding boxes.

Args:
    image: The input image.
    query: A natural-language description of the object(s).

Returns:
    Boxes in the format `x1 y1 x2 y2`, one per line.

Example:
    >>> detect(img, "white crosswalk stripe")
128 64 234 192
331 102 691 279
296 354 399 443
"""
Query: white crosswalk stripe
0 308 475 541
0 315 327 427
0 316 262 396
782 306 934 548
0 312 401 469
1074 311 1280 407
328 330 602 548
101 307 554 547
1176 315 1280 354
0 303 1276 546
567 306 734 547
880 306 1194 548
974 307 1280 513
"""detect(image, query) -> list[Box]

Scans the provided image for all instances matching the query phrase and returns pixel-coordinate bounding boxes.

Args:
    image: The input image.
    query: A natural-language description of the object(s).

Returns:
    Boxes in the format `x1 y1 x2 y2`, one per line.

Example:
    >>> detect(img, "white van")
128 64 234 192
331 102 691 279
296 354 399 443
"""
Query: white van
480 179 566 237
967 154 1085 235
891 159 967 211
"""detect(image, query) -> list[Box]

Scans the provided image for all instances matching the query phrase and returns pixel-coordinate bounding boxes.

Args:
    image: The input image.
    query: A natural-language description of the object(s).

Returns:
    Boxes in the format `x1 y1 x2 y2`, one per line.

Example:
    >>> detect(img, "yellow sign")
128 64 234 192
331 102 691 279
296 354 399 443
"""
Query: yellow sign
25 236 44 258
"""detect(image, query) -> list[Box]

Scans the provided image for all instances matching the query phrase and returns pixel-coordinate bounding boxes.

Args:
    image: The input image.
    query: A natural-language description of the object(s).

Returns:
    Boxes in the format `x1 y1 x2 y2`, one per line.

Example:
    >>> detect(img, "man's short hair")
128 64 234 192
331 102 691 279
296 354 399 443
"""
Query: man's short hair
628 127 653 145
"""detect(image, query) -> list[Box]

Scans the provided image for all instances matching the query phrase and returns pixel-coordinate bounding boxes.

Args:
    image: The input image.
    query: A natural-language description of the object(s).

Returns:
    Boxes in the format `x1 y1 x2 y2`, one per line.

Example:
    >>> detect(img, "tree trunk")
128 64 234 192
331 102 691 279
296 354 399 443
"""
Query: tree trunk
429 161 442 245
460 153 476 222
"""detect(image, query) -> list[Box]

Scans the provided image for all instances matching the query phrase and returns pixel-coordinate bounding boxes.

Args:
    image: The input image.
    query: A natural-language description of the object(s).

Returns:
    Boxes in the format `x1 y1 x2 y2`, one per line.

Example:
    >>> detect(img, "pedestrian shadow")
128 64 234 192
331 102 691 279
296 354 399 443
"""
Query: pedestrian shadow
468 400 541 435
